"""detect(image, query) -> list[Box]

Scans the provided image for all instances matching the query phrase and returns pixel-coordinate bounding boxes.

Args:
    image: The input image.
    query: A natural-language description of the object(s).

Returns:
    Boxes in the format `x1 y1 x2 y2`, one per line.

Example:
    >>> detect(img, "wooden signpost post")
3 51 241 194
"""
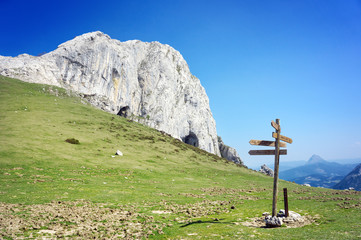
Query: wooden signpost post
249 119 293 217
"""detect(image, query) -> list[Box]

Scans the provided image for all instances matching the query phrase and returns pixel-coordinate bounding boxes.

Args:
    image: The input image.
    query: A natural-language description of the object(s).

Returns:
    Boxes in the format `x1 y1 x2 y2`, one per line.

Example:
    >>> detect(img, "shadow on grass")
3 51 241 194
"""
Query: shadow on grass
180 219 235 228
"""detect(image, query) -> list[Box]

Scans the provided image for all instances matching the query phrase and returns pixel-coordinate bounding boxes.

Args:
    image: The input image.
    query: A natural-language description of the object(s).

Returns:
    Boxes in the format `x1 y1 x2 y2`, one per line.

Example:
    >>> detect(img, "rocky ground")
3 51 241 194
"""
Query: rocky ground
0 196 243 239
0 200 160 239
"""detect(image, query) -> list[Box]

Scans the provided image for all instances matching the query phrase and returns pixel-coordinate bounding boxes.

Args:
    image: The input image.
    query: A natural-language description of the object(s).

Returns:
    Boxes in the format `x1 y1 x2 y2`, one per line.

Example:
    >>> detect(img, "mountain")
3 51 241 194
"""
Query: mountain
269 160 307 172
306 154 328 165
279 155 358 188
0 31 243 164
333 163 361 191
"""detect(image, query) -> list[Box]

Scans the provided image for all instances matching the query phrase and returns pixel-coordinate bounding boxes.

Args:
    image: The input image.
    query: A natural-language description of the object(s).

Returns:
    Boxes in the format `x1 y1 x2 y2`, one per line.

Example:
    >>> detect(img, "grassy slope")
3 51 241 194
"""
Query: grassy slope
0 75 360 239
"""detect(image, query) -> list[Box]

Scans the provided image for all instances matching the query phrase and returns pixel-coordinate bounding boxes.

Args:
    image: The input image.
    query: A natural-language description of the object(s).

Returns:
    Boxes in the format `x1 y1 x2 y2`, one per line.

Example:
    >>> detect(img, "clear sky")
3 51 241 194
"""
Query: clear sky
1 0 361 168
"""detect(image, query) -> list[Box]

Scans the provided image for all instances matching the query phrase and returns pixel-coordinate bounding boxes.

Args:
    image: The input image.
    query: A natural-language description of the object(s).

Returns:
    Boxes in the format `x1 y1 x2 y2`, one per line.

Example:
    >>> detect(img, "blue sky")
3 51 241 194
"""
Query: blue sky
1 0 361 168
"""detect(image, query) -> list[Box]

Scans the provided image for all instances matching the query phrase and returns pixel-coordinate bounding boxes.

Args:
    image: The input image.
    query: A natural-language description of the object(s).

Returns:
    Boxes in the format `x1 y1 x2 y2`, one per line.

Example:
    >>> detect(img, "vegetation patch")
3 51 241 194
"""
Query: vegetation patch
65 138 80 144
1 76 361 239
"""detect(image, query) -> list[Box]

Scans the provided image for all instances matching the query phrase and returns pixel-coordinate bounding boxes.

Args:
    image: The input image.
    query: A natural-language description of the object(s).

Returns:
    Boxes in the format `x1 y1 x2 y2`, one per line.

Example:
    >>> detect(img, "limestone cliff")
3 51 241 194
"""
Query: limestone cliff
0 31 220 155
218 136 244 166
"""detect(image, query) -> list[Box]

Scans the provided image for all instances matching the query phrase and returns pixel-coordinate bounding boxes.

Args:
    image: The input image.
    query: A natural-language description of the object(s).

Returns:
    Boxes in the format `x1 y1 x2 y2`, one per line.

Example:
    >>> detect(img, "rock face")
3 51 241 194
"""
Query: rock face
259 164 274 177
333 163 361 191
0 31 220 156
218 136 244 165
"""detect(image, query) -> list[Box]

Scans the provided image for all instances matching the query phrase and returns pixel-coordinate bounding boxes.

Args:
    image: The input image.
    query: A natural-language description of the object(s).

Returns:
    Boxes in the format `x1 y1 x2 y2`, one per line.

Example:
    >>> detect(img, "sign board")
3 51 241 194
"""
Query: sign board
248 149 287 155
271 120 280 131
272 132 293 144
249 140 286 148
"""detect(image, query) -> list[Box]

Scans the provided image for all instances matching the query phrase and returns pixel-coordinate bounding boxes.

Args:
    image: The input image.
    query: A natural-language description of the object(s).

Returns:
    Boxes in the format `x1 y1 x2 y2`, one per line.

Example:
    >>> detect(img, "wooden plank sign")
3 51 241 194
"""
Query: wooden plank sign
249 140 287 148
272 132 293 144
248 149 287 155
271 120 280 131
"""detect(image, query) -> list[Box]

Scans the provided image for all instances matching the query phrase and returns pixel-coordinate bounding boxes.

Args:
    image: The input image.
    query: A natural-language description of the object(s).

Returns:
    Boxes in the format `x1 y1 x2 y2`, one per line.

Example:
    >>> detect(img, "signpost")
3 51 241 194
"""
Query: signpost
248 150 287 155
272 132 293 144
249 140 287 148
249 119 293 217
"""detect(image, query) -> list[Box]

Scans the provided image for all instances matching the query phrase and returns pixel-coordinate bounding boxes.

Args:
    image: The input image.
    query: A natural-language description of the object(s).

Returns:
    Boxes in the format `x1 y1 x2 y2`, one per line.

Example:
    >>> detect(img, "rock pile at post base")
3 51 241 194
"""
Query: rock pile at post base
264 210 303 227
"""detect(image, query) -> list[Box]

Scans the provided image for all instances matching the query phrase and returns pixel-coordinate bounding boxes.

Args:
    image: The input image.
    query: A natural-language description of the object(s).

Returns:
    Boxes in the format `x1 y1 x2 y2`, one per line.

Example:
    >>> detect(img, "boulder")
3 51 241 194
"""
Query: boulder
264 216 283 227
259 164 274 177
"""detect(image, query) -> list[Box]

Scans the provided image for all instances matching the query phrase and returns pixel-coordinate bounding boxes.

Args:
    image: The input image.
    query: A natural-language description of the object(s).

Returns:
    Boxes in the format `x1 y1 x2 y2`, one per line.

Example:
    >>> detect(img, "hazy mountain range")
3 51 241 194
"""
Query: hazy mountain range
278 155 359 188
333 163 361 191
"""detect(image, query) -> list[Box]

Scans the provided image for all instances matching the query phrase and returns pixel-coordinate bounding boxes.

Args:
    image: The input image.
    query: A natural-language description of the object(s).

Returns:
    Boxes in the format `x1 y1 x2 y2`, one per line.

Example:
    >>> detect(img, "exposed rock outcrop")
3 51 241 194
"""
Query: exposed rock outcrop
259 164 274 177
218 136 244 165
0 31 220 155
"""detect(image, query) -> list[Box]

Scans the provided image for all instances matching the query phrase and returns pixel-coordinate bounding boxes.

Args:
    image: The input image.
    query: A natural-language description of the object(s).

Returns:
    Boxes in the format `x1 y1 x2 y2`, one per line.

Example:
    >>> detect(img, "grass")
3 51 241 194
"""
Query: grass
0 75 360 239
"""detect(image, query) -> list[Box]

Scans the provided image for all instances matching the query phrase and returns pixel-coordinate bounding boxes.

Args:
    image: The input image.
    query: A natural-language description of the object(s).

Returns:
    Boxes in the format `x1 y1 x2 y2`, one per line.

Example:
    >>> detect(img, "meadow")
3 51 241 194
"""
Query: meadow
0 75 360 239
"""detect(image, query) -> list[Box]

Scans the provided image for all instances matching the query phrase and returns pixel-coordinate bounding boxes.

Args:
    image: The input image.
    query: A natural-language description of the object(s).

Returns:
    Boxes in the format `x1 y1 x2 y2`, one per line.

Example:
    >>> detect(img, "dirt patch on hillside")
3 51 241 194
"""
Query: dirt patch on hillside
0 200 163 239
241 215 315 228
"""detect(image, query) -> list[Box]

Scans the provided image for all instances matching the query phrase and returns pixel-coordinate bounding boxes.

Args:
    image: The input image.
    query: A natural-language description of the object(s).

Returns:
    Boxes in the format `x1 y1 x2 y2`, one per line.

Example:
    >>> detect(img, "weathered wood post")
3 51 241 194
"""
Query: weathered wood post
283 188 289 217
249 119 293 220
272 119 281 217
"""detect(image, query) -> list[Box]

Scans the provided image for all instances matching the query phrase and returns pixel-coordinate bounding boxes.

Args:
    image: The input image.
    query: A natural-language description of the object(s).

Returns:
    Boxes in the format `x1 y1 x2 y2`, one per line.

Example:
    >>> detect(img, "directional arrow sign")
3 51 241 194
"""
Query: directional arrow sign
272 132 293 144
271 120 280 131
248 149 287 155
249 140 287 148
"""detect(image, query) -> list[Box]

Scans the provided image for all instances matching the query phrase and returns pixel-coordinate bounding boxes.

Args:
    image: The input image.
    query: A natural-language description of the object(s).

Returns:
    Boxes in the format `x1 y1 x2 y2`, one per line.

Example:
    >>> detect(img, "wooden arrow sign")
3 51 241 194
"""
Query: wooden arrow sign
272 132 293 144
271 120 280 131
248 149 287 155
249 140 287 148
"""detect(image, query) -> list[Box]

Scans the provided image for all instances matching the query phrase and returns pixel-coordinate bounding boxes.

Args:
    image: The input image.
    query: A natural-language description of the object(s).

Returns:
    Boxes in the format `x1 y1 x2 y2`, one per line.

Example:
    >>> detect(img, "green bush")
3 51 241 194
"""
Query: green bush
65 138 80 144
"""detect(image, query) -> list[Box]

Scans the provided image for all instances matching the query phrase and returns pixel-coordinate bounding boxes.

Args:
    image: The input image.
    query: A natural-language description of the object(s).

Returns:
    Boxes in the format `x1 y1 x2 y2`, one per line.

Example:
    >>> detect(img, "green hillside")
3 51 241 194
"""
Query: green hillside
0 75 360 239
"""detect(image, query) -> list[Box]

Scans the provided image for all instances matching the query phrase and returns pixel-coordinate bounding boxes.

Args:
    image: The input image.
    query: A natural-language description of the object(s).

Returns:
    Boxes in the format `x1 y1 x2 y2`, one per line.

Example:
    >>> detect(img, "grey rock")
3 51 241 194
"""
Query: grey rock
259 164 274 177
264 216 283 227
115 150 123 156
218 136 244 165
262 212 270 217
265 210 303 227
0 31 220 156
277 209 286 217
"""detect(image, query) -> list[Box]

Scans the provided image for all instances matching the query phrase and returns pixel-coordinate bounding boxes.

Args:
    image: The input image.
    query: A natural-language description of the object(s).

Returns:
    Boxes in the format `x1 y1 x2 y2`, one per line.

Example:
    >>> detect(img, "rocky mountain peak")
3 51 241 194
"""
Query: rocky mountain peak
0 31 244 158
307 154 327 165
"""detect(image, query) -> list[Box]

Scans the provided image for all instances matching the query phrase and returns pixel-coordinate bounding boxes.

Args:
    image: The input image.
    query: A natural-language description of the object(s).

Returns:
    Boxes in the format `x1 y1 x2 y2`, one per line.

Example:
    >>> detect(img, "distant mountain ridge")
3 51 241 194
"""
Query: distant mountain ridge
333 163 361 191
279 155 358 188
306 154 328 165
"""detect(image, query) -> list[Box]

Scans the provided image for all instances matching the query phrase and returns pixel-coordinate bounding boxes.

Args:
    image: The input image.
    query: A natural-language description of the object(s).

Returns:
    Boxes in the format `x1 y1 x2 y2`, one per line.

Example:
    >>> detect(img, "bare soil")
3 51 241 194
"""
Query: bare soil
0 200 163 239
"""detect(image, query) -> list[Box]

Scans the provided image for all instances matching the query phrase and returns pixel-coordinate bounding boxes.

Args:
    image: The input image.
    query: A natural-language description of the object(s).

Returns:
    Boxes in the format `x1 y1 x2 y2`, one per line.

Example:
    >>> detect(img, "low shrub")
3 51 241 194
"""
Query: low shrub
65 138 80 144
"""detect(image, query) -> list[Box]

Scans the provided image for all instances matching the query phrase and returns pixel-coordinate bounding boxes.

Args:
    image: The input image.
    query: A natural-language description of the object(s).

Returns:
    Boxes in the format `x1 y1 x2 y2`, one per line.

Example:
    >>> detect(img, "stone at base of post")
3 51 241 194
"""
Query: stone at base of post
265 215 283 228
